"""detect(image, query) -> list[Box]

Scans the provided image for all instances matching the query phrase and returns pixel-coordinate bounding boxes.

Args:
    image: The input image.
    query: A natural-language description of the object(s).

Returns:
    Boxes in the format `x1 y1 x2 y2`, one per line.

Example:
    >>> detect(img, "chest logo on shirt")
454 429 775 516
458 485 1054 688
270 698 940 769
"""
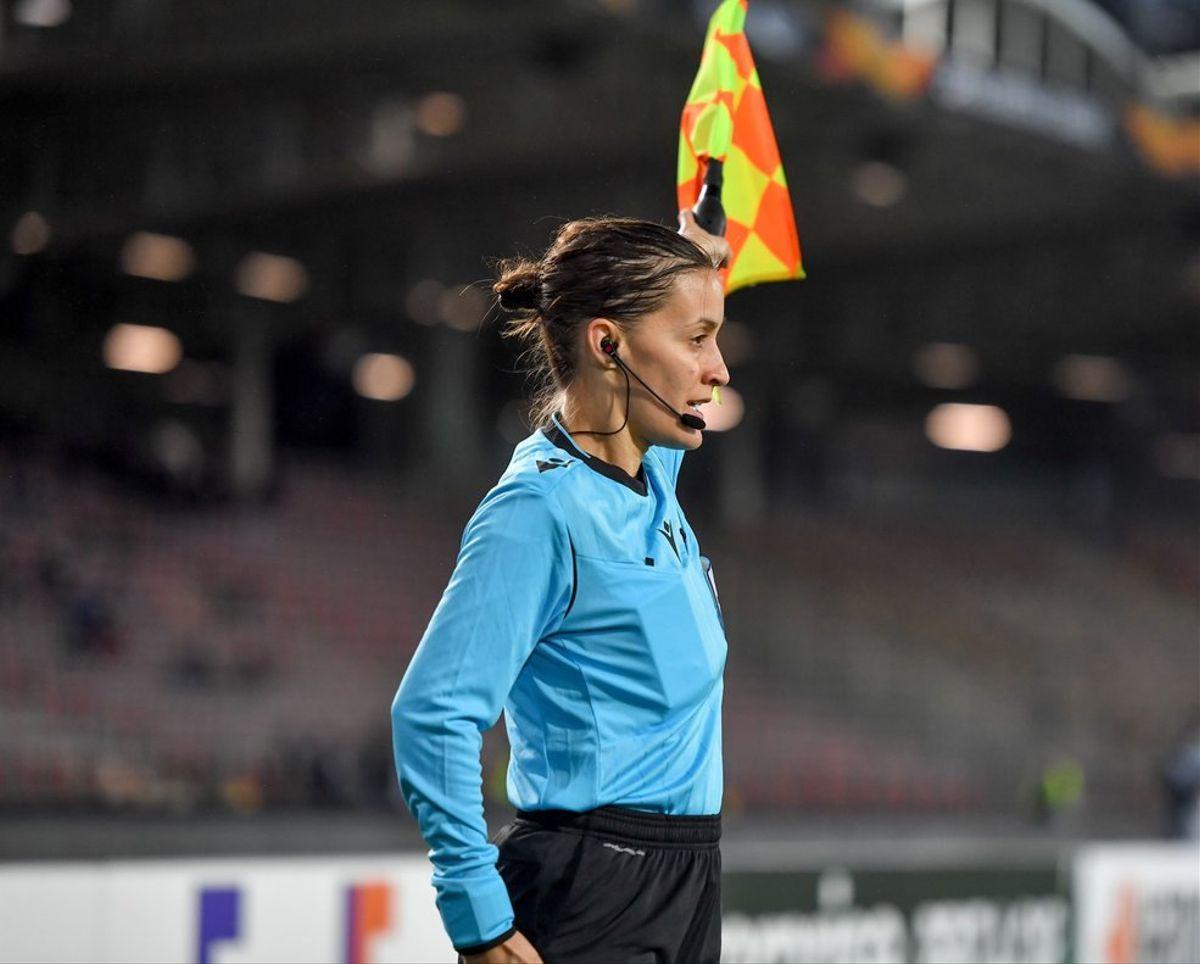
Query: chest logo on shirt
536 457 571 473
658 519 688 562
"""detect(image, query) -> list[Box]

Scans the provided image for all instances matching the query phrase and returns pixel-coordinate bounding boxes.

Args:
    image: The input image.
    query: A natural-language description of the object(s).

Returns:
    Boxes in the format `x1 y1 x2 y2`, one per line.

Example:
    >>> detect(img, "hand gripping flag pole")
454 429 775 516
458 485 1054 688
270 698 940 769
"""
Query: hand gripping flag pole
678 0 805 293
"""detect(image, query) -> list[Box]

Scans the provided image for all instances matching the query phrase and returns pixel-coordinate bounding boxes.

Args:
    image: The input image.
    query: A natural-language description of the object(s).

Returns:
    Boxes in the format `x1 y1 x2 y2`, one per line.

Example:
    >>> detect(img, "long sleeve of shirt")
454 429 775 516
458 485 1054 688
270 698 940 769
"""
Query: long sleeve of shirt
390 479 574 952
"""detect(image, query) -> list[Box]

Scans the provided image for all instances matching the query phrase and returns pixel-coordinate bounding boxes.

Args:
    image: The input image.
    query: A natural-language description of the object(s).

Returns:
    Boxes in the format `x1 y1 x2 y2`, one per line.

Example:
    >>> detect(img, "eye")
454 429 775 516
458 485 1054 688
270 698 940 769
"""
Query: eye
691 334 707 346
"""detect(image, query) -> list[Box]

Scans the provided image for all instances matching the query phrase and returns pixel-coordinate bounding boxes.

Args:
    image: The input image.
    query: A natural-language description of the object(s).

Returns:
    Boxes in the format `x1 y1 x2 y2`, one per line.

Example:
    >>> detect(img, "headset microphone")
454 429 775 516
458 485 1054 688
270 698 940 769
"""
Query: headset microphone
601 337 706 431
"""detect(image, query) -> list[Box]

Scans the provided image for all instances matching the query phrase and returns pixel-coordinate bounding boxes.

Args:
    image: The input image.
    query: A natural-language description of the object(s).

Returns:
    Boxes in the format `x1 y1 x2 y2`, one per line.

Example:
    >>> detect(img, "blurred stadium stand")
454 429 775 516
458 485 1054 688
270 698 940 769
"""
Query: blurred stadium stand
0 443 1193 834
0 0 1197 857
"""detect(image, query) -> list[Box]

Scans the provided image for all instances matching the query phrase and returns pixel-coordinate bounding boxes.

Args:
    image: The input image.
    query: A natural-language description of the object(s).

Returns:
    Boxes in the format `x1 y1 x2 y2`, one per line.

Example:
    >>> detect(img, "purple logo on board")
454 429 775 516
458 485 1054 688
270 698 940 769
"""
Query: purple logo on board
197 887 241 964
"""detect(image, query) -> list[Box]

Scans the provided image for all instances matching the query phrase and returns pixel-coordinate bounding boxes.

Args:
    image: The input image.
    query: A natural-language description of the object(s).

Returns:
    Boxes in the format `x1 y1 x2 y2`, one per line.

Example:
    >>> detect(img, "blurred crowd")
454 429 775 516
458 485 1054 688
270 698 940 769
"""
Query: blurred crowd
2 441 1195 837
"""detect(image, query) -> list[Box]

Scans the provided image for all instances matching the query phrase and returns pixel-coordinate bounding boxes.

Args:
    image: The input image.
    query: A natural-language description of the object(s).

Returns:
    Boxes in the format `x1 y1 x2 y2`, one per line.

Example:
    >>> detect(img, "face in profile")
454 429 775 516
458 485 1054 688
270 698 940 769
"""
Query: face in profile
622 268 730 452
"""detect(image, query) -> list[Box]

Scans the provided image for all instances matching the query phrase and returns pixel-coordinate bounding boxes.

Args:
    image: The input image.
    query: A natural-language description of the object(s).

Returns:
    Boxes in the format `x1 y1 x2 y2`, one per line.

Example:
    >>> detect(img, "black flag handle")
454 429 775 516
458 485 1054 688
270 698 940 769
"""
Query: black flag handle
691 157 727 238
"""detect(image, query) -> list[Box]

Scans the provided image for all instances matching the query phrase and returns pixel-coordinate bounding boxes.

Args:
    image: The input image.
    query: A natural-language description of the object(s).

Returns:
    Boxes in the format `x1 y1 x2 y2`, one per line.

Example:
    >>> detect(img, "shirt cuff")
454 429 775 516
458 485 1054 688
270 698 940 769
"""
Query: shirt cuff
455 925 518 956
435 868 515 952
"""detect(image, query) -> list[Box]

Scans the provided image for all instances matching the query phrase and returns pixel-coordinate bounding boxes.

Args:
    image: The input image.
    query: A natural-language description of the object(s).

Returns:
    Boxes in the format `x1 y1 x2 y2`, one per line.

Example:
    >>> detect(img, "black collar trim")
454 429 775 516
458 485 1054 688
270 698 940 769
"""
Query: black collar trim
541 415 647 497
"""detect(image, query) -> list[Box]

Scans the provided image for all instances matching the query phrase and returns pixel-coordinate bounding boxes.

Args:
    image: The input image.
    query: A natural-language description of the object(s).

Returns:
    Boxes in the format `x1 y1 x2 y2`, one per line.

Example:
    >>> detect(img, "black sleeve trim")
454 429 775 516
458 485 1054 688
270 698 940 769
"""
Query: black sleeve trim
455 925 517 957
565 535 578 618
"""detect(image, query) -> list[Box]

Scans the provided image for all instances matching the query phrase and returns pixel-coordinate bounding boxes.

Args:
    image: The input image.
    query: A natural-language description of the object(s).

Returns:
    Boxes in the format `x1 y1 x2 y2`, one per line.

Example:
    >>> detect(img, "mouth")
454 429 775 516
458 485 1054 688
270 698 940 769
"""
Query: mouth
686 398 710 416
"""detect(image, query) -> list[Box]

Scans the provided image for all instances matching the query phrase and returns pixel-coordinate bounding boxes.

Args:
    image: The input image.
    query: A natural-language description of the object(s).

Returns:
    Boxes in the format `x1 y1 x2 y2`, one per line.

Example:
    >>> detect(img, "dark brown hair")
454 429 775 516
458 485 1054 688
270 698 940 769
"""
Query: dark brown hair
493 217 719 428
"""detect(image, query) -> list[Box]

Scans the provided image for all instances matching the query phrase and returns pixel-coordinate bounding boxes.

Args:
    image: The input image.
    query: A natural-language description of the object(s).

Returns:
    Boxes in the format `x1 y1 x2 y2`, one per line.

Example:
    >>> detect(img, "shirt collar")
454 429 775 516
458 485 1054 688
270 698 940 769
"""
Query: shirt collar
541 412 648 497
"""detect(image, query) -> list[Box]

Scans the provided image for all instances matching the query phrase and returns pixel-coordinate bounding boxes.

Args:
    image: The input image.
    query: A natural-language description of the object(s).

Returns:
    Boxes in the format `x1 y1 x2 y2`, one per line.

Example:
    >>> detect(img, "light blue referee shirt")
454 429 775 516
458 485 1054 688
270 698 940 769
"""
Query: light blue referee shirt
391 412 728 951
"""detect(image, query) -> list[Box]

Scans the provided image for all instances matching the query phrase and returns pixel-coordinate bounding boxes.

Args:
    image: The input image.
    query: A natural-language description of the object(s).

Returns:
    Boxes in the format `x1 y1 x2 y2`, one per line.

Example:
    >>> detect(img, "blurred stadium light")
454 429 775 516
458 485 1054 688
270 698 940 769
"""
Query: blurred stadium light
701 386 746 433
912 342 980 390
102 323 183 375
119 232 195 283
9 211 50 255
12 0 69 29
352 352 416 402
1053 353 1133 403
234 252 308 304
925 401 1012 451
413 91 466 138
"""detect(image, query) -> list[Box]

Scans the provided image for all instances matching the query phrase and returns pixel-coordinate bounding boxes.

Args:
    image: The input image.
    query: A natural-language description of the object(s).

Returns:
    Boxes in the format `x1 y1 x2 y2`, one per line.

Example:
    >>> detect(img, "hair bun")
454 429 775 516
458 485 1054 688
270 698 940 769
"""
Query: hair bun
494 262 542 313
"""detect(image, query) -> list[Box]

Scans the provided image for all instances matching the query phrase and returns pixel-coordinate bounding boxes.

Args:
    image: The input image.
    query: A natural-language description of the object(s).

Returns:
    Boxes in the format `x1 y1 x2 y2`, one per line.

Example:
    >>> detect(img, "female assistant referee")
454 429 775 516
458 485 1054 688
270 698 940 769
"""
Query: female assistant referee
391 210 733 964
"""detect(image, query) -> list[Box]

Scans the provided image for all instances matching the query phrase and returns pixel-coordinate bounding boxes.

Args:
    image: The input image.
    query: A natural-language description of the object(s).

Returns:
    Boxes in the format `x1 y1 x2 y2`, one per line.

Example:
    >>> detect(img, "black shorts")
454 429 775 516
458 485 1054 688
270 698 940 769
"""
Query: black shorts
486 806 722 964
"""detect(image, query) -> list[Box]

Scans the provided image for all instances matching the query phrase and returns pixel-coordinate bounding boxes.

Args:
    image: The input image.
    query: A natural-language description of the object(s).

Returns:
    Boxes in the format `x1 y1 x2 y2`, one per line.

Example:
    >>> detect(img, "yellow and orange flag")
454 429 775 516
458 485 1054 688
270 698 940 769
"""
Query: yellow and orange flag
678 0 804 292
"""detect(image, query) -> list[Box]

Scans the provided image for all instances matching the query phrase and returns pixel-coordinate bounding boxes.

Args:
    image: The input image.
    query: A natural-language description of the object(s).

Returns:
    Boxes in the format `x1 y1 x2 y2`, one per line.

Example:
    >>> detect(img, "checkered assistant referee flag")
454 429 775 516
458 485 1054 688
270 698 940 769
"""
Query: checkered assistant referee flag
677 0 805 292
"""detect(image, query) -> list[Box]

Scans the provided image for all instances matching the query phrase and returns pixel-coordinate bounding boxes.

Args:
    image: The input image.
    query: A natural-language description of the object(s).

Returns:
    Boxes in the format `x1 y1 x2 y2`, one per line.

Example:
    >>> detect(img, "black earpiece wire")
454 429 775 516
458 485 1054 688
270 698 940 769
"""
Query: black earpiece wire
559 338 631 438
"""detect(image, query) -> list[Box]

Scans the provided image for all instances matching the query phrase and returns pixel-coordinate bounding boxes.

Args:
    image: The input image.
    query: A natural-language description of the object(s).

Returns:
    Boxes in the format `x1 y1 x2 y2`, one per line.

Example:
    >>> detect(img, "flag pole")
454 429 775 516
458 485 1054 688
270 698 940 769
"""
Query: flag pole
692 158 726 237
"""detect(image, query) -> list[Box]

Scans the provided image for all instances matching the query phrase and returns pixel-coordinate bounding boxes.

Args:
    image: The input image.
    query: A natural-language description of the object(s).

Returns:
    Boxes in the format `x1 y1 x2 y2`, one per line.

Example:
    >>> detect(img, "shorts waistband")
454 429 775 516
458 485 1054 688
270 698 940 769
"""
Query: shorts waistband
515 806 721 847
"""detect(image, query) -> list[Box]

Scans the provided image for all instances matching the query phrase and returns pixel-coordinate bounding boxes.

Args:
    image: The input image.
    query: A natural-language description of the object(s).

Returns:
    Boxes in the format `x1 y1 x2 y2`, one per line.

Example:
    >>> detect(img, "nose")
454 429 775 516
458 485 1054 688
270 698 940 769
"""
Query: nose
705 343 730 389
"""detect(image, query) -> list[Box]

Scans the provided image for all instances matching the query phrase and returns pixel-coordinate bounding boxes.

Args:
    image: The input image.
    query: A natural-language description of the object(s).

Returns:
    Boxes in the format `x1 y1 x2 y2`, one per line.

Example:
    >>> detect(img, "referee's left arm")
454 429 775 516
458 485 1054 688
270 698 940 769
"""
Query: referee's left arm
391 479 572 955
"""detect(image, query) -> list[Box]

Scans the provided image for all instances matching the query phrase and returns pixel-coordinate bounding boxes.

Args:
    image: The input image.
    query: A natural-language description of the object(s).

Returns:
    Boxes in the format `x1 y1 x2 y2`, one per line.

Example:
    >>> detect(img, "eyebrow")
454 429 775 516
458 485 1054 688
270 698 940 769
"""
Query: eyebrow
692 318 723 331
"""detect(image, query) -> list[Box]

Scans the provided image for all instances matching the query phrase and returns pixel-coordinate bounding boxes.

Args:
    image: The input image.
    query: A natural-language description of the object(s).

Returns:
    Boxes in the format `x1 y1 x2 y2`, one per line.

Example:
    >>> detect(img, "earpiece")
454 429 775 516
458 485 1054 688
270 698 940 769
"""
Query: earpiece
600 336 617 356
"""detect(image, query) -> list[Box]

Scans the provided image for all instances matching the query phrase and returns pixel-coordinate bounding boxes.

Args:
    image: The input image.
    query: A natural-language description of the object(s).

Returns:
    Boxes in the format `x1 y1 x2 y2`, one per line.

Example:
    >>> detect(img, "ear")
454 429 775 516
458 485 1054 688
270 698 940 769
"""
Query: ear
585 318 621 363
